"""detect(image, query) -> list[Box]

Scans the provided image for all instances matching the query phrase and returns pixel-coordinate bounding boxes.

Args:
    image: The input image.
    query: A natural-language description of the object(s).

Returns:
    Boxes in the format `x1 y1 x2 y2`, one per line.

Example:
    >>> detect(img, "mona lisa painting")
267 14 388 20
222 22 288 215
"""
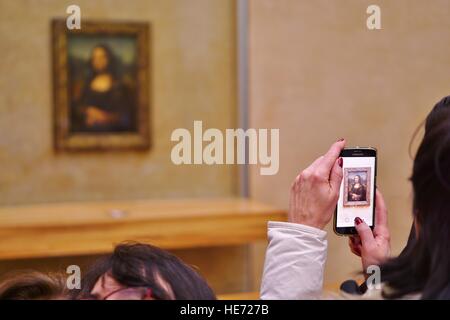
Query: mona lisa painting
343 167 371 207
52 20 150 151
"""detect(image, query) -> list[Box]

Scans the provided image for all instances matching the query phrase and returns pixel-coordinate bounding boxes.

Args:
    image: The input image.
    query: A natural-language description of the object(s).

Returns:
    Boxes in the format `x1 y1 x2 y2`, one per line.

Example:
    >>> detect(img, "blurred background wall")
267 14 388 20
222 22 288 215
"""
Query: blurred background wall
0 0 237 206
248 0 450 287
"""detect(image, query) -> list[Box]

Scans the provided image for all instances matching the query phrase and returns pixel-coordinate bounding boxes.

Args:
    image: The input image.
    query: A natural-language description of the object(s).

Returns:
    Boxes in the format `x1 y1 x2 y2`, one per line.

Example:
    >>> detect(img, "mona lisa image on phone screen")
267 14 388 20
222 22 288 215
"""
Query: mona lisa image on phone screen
334 147 377 236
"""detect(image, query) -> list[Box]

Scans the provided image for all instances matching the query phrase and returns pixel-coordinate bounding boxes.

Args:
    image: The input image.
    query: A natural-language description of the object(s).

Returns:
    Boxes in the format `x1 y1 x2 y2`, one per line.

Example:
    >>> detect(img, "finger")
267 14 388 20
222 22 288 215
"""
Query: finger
348 237 360 249
329 157 344 192
350 244 362 256
350 235 361 246
355 217 376 248
317 140 346 176
348 238 362 256
375 189 388 228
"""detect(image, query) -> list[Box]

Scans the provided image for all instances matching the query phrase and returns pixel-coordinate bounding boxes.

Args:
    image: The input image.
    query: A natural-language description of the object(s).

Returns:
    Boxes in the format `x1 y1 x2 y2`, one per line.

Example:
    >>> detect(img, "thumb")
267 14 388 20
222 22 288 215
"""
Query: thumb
354 217 375 248
329 157 343 192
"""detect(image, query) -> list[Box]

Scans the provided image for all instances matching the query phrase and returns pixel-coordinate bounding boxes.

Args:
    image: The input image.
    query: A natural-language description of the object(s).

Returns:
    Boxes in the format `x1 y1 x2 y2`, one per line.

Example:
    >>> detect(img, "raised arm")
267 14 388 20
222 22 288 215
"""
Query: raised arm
260 139 346 299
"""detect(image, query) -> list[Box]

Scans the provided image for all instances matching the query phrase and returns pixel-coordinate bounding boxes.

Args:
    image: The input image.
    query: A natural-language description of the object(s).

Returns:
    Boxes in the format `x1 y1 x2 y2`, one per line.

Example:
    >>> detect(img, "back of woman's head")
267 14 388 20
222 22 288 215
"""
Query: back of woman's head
382 96 450 299
76 242 216 300
0 271 68 300
412 97 450 235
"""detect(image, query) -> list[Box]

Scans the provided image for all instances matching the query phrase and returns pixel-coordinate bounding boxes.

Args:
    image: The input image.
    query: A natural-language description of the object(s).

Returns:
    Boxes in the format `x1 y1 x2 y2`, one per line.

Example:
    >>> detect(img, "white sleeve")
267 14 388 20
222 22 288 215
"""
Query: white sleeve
260 221 328 300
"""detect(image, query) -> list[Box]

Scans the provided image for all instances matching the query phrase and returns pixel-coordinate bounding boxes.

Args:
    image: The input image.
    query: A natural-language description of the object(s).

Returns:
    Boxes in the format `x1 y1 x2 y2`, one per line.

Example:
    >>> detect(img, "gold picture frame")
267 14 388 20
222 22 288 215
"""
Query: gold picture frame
52 20 151 151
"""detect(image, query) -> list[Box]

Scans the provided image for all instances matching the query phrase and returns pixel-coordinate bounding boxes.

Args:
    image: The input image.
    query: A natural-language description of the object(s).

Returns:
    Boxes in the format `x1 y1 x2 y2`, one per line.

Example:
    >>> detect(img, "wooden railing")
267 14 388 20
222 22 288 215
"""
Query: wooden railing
0 198 286 260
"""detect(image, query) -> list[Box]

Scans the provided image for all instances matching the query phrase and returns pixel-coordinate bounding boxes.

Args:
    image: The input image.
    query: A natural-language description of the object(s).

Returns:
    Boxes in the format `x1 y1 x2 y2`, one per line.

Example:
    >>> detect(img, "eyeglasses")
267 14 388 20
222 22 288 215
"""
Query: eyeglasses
102 287 153 300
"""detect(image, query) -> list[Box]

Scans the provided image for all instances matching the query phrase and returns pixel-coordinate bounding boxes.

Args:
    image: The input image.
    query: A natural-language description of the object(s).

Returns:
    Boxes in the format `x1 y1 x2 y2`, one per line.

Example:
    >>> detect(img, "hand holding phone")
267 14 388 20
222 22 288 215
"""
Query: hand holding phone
348 189 391 271
288 140 346 229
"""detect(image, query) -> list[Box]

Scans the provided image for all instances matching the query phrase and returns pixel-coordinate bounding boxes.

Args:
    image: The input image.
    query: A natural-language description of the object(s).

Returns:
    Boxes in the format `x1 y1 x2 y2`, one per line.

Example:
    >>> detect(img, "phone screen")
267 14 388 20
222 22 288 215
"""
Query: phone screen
336 153 376 229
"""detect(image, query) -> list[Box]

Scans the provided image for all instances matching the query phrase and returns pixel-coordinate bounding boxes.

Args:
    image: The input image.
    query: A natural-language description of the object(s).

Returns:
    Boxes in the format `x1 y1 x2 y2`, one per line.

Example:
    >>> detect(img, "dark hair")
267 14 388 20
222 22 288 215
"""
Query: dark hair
380 96 450 299
0 271 68 300
75 242 216 300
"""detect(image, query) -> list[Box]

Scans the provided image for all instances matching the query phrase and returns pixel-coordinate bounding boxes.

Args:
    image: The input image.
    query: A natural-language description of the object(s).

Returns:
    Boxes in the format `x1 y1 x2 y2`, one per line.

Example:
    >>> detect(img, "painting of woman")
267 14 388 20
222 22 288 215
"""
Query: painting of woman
347 174 367 202
71 44 137 133
53 20 150 150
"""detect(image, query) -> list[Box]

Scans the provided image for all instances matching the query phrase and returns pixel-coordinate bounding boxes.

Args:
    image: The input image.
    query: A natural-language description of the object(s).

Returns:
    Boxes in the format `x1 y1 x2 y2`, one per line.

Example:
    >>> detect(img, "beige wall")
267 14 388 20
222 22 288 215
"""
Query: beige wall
249 0 450 286
0 0 237 206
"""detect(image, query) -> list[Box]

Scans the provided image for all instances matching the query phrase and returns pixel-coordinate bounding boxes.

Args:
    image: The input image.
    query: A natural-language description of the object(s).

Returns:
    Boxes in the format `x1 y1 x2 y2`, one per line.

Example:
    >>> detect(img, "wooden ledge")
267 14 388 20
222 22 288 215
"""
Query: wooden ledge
0 198 286 260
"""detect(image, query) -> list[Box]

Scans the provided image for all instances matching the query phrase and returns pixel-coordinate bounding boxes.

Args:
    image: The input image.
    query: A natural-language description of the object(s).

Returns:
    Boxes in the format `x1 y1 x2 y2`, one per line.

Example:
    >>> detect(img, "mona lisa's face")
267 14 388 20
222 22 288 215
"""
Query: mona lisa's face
354 176 360 184
91 47 109 72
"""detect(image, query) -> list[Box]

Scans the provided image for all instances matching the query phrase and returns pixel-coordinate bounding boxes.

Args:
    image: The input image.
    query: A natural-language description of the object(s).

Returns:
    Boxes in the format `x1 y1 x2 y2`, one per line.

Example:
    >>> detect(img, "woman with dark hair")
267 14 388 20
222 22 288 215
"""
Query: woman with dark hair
0 243 215 300
374 96 450 299
71 44 137 133
260 96 450 299
75 242 216 300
